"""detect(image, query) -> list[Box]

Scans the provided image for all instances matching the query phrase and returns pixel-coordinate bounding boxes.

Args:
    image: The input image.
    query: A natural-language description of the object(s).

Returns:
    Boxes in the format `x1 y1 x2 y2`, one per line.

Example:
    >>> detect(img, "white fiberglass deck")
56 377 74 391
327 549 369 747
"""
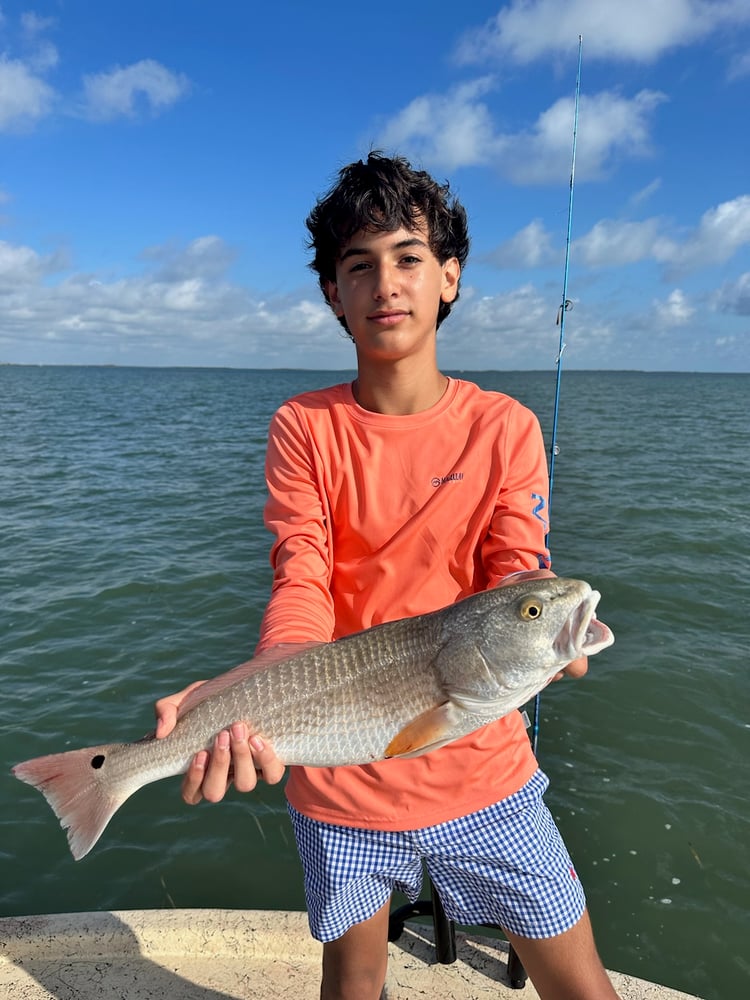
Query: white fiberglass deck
0 909 702 1000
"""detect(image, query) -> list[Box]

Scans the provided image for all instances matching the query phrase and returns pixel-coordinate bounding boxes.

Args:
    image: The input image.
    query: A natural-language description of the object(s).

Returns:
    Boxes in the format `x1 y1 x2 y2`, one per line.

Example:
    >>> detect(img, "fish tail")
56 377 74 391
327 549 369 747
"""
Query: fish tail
13 743 134 861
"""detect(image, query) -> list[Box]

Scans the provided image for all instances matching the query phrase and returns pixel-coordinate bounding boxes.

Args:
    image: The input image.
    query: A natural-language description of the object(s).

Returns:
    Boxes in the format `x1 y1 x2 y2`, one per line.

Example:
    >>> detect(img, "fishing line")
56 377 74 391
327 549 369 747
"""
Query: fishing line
532 34 583 757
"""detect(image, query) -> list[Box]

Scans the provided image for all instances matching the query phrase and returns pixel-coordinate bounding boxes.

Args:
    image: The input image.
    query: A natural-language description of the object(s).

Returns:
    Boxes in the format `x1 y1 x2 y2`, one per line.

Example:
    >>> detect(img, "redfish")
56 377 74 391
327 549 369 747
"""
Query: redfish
13 572 613 860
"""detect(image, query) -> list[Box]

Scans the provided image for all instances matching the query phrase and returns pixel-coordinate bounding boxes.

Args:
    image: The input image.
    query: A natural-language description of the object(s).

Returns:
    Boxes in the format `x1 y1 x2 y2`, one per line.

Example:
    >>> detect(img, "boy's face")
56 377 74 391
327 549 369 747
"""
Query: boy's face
325 223 460 364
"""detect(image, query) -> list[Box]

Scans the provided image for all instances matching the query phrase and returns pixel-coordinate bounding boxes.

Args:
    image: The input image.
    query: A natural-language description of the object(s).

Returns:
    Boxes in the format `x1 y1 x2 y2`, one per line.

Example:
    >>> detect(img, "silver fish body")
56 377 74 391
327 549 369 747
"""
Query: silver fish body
13 573 613 859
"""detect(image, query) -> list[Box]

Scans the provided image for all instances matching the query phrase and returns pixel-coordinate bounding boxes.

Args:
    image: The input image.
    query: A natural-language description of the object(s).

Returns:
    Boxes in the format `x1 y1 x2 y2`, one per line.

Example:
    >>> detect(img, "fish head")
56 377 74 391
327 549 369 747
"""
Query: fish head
483 574 614 673
439 574 614 715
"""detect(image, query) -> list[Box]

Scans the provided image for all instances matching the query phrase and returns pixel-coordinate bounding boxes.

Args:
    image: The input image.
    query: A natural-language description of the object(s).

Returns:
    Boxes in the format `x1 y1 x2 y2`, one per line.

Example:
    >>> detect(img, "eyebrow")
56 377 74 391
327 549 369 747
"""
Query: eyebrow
339 236 429 263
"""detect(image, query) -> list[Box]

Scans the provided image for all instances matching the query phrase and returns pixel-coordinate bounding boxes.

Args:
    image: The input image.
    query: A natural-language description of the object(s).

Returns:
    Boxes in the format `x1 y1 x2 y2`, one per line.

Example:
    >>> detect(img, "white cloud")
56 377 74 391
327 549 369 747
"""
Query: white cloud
0 239 66 288
0 11 188 131
377 78 499 170
728 49 750 79
0 233 342 366
0 56 56 129
20 12 57 36
141 235 240 282
575 218 670 266
492 195 750 272
630 178 662 206
713 272 750 314
377 82 664 183
0 230 746 371
492 216 666 271
653 289 695 325
513 90 666 183
81 59 191 121
18 11 59 72
25 40 58 73
663 195 750 271
437 284 554 367
436 283 618 369
488 220 558 268
456 0 750 65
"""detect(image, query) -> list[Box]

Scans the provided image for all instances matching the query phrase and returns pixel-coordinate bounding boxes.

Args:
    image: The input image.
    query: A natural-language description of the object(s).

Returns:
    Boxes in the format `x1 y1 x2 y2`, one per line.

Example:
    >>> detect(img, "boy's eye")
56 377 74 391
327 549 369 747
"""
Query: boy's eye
346 254 421 274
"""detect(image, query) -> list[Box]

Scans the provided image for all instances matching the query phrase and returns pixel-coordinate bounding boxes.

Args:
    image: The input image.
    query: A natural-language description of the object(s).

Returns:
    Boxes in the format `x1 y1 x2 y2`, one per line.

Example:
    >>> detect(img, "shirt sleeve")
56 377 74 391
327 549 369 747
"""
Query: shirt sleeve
481 400 551 586
256 403 336 650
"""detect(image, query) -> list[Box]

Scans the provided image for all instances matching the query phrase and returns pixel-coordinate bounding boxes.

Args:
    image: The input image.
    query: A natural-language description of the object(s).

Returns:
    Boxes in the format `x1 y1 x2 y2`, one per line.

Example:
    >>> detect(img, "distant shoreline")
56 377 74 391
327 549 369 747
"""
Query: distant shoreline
1 363 747 375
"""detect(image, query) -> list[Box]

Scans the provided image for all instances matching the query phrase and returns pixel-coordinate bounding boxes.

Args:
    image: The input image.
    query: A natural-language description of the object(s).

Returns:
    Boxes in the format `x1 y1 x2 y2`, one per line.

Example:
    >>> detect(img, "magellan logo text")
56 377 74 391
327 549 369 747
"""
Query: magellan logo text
431 473 464 488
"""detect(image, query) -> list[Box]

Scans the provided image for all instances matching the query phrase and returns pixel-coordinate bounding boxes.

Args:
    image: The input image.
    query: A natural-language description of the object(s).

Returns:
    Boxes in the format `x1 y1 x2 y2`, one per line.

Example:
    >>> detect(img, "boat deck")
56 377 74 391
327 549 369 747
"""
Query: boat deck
0 909 701 999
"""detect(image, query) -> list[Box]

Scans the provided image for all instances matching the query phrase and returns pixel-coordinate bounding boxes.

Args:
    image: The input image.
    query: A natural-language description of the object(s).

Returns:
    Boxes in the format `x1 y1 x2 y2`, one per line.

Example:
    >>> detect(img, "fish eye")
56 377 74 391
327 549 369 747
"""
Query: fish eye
519 598 543 621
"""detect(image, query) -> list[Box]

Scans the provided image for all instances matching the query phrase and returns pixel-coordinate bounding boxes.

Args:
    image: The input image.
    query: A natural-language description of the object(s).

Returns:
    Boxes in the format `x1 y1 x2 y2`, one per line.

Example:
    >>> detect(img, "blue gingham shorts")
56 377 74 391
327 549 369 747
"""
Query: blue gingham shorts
288 769 585 943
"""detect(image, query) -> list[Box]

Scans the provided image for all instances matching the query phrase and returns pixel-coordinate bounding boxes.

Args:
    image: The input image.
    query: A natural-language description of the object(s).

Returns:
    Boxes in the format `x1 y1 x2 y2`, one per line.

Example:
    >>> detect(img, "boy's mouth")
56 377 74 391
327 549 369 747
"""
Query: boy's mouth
368 310 409 325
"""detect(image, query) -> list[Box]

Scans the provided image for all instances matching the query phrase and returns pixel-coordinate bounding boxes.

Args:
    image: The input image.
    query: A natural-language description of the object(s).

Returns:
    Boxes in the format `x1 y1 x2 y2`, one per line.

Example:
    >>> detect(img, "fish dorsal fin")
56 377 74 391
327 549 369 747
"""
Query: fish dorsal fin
384 703 459 759
177 642 323 719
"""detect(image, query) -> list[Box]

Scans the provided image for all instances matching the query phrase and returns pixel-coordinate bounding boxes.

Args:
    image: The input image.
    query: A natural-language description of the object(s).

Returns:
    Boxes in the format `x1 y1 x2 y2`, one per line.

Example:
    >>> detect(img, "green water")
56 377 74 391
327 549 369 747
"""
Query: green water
1 366 748 999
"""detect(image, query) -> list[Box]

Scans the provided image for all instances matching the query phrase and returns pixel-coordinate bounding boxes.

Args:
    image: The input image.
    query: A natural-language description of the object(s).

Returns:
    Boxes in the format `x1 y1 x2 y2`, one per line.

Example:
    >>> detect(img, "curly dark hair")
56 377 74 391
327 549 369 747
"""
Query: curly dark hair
306 151 470 334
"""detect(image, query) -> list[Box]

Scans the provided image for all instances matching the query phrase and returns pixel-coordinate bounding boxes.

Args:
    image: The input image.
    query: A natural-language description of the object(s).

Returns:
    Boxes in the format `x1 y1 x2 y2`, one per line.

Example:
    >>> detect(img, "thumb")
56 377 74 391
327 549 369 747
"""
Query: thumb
154 705 177 739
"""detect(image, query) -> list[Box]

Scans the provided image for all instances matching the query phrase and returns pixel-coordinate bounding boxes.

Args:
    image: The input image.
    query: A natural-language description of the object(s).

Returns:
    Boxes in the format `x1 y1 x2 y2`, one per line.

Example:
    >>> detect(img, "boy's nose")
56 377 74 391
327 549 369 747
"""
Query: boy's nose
373 264 399 300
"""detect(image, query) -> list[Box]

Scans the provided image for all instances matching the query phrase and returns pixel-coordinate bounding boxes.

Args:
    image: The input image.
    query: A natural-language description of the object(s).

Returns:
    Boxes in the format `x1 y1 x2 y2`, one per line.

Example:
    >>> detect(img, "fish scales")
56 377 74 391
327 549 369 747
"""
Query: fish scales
185 611 446 766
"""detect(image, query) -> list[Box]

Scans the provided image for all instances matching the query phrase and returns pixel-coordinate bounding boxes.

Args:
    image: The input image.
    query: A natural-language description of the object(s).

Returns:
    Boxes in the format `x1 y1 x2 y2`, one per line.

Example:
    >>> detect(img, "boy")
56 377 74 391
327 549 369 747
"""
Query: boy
155 152 619 1000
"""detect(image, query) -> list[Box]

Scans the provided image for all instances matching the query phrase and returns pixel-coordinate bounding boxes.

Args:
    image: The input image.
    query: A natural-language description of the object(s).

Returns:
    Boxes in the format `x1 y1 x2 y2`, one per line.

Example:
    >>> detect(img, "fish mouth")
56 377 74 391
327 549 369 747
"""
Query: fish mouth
554 588 615 661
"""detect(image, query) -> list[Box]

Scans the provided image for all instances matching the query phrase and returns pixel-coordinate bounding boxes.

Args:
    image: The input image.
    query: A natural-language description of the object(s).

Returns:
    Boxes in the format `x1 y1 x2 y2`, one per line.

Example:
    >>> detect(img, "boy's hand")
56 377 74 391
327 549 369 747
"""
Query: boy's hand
154 683 285 806
549 654 589 684
154 681 207 739
182 726 284 805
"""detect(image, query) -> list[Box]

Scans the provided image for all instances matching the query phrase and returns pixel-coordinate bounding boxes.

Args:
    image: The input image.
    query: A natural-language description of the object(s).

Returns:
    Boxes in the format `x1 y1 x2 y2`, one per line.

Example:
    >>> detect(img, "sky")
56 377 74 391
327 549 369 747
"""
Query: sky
0 0 748 371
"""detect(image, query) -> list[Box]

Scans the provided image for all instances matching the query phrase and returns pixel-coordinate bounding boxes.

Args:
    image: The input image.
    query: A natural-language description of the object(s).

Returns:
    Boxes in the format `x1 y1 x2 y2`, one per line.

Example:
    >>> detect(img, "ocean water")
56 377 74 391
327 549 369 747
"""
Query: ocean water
1 365 748 1000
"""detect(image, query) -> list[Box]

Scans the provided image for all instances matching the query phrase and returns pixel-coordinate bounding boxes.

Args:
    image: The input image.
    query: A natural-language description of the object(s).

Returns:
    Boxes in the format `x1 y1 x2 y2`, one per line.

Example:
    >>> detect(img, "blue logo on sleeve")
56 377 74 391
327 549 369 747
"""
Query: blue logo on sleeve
531 492 548 531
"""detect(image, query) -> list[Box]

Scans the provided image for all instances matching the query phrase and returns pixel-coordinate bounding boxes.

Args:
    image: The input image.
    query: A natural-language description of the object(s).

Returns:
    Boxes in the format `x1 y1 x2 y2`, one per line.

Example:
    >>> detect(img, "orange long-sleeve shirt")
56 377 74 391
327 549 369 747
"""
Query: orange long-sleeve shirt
258 378 550 830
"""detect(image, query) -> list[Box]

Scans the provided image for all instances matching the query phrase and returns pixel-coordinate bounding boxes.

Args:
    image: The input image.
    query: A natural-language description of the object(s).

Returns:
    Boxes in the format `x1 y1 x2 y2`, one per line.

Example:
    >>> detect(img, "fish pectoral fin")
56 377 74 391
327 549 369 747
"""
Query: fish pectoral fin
384 703 459 759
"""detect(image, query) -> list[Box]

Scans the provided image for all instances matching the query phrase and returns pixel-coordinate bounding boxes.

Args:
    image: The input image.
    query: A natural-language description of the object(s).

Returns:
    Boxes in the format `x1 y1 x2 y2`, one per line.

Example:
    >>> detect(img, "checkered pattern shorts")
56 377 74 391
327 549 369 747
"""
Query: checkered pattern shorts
288 769 585 943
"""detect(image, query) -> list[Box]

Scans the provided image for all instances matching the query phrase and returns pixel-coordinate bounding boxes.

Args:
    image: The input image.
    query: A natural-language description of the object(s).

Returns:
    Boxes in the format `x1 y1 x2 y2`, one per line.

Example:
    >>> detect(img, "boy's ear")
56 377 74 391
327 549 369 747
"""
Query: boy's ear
325 280 345 317
440 257 461 303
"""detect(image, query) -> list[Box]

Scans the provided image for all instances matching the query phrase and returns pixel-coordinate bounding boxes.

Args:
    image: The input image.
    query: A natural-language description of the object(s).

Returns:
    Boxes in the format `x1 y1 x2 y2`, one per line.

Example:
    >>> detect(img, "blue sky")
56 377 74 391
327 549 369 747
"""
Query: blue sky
1 0 748 371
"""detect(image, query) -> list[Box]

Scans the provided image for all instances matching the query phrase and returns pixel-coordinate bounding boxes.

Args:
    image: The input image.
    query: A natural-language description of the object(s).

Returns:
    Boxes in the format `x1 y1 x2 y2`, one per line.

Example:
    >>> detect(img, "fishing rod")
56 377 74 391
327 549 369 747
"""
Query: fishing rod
531 34 583 757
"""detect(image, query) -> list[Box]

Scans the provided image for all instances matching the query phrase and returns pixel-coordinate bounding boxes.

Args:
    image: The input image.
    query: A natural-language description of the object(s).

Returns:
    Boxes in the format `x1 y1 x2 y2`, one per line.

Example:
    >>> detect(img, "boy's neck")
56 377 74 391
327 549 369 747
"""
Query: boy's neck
352 363 449 415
